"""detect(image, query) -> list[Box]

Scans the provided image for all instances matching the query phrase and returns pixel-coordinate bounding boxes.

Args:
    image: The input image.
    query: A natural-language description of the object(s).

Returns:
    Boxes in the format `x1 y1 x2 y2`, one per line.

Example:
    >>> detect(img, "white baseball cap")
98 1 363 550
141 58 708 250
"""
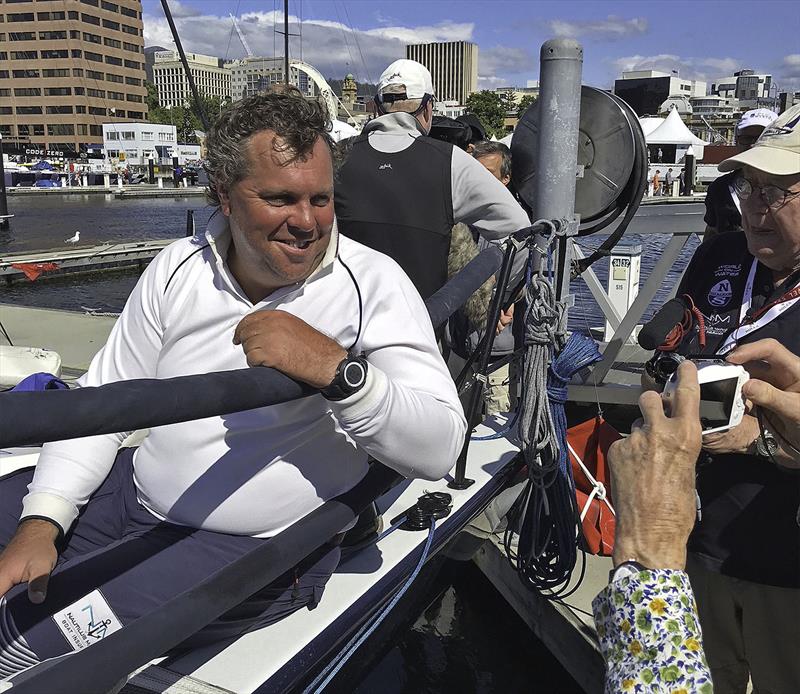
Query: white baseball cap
736 108 779 132
376 59 434 101
720 103 800 176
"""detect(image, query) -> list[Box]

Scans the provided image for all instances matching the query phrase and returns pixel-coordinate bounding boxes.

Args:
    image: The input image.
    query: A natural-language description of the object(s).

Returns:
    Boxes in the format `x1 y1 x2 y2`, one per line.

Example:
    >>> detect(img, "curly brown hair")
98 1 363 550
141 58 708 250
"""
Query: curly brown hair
204 91 336 207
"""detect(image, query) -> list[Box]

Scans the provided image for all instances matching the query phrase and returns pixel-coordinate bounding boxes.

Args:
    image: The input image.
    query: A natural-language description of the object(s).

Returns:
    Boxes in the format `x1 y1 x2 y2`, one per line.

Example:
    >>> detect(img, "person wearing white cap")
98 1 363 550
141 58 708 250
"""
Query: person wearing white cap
334 59 529 301
703 108 780 239
649 102 800 693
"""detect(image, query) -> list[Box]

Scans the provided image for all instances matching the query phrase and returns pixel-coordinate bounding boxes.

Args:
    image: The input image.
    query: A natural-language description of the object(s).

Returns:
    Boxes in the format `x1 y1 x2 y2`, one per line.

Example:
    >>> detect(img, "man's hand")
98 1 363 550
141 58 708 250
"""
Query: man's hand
727 338 800 467
0 520 59 603
496 304 514 336
233 310 347 389
701 413 760 455
608 361 702 570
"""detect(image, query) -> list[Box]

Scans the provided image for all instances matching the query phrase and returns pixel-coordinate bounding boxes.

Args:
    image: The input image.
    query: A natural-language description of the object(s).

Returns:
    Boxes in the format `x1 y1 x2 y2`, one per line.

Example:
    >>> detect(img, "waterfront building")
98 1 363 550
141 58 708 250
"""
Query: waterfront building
709 69 778 110
613 70 706 116
435 100 467 119
101 121 200 166
0 0 148 156
405 41 478 105
227 57 314 102
152 50 231 108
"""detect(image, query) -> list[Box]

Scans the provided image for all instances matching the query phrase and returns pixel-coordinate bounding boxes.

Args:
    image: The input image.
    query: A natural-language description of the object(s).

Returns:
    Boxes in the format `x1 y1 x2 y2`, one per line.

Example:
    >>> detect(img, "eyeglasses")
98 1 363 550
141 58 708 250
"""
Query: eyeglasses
733 175 800 208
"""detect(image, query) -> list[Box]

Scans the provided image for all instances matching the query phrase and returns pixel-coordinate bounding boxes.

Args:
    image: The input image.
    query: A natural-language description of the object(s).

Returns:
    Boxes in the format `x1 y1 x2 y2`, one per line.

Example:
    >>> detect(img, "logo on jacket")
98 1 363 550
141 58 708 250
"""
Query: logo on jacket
378 163 393 170
714 263 741 278
708 279 733 307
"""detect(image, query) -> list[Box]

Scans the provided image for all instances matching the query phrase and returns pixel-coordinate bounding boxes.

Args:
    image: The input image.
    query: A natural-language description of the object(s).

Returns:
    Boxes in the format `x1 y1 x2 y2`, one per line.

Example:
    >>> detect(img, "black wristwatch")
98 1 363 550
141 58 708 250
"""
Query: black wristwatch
754 427 779 460
321 353 369 401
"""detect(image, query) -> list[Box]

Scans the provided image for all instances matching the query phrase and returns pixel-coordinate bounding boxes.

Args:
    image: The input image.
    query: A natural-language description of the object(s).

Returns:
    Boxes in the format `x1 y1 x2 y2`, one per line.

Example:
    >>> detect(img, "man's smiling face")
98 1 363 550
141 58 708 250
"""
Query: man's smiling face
219 131 335 302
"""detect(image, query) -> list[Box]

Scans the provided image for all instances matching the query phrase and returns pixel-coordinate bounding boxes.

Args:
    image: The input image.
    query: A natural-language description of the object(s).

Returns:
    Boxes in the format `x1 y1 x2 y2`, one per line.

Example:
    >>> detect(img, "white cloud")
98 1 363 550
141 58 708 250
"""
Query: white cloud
610 53 746 82
143 9 473 84
778 54 800 90
477 75 510 90
549 16 648 41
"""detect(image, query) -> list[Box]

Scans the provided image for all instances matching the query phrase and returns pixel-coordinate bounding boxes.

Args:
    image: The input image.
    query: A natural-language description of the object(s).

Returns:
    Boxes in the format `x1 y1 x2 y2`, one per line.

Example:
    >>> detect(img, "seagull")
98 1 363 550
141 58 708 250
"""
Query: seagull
64 231 80 244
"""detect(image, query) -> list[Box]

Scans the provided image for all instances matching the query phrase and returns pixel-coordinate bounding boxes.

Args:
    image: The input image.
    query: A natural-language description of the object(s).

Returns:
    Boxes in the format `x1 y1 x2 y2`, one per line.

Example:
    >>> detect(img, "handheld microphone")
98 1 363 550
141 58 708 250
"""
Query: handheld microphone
638 297 689 351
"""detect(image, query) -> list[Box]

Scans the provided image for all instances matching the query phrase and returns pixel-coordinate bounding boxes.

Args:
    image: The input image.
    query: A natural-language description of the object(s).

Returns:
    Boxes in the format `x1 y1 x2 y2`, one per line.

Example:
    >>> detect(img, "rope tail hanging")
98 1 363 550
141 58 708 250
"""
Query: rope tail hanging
505 260 603 597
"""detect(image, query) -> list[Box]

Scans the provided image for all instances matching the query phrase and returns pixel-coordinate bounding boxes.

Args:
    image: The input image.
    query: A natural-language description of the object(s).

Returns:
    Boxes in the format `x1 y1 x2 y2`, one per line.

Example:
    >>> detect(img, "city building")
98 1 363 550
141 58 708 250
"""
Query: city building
227 57 314 102
144 44 166 82
779 90 800 113
102 121 200 165
613 70 706 116
0 0 148 156
152 50 231 108
709 69 778 110
405 41 478 105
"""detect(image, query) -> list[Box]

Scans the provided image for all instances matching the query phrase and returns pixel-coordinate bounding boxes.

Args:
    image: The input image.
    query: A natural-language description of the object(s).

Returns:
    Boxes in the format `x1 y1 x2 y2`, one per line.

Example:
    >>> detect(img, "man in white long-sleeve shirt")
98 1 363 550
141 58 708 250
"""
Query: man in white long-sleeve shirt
0 91 466 678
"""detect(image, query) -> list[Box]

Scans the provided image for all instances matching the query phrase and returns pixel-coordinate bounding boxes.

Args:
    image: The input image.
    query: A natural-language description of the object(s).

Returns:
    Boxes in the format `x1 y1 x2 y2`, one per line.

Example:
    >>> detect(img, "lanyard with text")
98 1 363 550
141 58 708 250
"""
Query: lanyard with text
718 259 800 355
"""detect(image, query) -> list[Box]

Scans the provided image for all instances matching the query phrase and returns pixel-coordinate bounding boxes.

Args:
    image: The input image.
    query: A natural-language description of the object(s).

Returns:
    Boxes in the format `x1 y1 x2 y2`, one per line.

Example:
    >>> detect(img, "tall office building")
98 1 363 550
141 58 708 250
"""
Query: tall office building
228 57 314 102
405 41 478 105
151 51 231 108
0 0 147 155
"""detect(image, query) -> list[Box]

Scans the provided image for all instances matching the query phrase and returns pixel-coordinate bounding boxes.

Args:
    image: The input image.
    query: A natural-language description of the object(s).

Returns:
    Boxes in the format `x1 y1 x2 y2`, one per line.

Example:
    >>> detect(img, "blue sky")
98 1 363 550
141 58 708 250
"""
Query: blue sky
141 0 800 91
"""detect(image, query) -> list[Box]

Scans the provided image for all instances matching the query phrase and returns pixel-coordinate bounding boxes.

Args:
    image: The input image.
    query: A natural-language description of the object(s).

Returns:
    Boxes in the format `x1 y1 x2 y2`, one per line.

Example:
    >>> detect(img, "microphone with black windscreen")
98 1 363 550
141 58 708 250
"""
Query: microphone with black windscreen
638 297 690 351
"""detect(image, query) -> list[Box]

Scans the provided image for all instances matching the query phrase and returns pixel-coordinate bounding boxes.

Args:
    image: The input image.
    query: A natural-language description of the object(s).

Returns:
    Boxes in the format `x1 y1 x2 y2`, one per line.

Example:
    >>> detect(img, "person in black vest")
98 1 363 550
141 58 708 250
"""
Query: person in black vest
649 103 800 693
334 59 530 300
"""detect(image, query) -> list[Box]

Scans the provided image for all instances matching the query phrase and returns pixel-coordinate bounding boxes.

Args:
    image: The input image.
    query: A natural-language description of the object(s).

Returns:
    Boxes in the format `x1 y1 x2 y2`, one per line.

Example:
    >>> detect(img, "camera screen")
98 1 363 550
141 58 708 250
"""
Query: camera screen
699 377 739 430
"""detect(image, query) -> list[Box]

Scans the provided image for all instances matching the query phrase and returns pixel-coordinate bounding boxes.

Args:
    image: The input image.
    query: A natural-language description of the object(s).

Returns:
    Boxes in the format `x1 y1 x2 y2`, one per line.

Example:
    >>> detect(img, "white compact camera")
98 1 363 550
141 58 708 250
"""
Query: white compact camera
663 359 750 435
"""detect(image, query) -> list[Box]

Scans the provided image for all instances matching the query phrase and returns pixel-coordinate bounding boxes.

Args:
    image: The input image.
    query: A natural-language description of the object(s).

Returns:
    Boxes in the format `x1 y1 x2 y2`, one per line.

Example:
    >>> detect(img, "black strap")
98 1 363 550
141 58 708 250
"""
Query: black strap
164 244 210 294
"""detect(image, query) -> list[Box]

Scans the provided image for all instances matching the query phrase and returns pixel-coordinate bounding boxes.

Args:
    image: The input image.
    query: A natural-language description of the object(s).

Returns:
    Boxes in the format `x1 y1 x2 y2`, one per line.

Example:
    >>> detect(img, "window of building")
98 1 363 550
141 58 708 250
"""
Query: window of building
105 55 123 66
48 124 75 136
123 59 140 69
120 6 137 18
121 131 135 140
0 54 6 61
77 124 89 136
102 19 120 31
0 106 12 115
32 124 45 136
11 50 37 60
0 34 5 43
85 51 103 62
68 11 79 20
16 106 43 114
103 37 121 49
121 23 138 35
47 105 74 114
126 93 142 103
102 1 119 12
39 31 67 41
106 72 123 83
81 13 100 26
123 41 139 53
0 88 8 97
86 88 105 98
73 68 84 77
89 106 106 116
45 87 72 96
0 70 8 78
69 30 80 40
82 31 101 44
158 131 174 142
39 49 68 59
13 69 39 78
76 104 86 112
43 68 69 78
81 0 100 6
87 69 104 80
37 12 66 21
16 124 30 136
7 13 35 23
0 125 12 137
141 131 154 141
71 49 83 58
107 131 119 140
107 90 125 100
14 87 40 96
9 32 35 41
125 76 141 86
90 125 103 136
126 110 143 119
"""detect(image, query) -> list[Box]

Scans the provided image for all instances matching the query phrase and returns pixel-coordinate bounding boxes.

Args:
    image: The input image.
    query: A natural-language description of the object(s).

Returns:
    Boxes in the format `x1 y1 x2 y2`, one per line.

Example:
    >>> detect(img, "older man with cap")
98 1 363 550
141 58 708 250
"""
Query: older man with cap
649 103 800 693
334 59 529 301
704 108 780 239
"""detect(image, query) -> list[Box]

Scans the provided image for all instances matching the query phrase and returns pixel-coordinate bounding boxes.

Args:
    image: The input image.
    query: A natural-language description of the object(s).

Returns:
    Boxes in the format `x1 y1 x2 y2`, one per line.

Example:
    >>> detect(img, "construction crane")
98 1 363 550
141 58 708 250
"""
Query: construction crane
230 13 254 58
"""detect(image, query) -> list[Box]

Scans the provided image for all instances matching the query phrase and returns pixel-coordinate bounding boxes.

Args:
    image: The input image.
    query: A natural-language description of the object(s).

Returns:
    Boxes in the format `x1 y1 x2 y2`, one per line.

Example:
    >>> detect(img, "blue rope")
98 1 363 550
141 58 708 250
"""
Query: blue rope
471 407 520 440
303 519 438 694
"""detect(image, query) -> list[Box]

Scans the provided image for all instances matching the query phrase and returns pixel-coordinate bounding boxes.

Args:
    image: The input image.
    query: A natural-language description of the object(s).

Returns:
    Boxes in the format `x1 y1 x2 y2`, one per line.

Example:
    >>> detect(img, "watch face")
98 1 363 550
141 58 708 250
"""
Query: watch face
343 360 366 388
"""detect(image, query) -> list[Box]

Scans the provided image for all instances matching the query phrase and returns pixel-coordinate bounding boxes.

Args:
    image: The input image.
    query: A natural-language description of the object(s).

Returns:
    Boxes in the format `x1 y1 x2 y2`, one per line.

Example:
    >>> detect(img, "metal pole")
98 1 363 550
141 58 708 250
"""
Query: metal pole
160 0 210 131
533 39 583 308
0 133 9 230
284 0 290 86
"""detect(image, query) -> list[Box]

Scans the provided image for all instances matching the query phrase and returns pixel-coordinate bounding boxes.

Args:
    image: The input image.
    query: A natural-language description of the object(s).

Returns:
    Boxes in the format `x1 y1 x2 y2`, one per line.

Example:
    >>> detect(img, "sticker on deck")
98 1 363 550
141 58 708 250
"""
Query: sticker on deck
52 589 123 651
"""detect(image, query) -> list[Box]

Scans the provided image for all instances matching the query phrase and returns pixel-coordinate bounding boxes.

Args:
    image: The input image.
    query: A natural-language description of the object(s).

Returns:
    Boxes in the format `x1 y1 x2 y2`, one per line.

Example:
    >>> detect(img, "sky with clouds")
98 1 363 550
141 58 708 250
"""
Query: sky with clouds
141 0 800 92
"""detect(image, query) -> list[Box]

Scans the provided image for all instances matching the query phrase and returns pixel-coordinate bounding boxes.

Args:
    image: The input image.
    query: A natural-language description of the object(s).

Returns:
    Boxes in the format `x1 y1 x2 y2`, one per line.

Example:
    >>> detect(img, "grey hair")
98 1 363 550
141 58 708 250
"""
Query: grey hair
204 91 336 207
471 140 512 179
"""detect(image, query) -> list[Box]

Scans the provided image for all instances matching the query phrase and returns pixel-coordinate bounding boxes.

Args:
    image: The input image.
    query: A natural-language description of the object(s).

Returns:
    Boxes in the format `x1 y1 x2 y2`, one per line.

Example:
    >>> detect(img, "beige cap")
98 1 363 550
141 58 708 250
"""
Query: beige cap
719 103 800 176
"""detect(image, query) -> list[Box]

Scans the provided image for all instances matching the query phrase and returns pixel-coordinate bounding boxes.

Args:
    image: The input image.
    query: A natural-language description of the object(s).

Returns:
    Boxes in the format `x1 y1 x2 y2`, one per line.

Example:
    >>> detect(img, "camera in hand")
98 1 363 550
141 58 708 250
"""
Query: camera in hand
662 358 750 434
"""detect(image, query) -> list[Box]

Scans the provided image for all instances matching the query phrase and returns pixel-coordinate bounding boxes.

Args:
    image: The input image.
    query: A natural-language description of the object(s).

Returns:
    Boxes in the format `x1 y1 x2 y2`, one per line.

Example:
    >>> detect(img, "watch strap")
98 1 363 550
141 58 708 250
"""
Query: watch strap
321 353 368 401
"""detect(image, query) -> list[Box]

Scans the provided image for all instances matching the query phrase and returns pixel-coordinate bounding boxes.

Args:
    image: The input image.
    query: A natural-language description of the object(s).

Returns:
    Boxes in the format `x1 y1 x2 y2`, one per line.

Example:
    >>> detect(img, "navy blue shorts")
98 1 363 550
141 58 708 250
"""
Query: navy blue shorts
0 448 340 661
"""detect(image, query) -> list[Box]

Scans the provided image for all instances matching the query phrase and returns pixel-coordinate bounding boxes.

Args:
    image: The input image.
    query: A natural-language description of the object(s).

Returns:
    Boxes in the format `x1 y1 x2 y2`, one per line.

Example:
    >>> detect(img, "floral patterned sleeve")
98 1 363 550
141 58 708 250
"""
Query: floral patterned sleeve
592 569 713 693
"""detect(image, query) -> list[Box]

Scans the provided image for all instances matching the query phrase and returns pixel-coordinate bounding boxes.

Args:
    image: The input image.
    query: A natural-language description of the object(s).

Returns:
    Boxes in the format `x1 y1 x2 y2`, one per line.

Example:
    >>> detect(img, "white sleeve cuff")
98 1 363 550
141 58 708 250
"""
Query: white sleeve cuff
20 492 78 536
327 365 388 423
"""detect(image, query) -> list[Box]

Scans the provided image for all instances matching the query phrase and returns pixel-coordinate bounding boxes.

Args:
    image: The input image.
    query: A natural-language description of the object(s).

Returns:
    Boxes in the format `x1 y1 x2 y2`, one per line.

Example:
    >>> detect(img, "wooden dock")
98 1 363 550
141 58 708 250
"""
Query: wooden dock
0 240 172 284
